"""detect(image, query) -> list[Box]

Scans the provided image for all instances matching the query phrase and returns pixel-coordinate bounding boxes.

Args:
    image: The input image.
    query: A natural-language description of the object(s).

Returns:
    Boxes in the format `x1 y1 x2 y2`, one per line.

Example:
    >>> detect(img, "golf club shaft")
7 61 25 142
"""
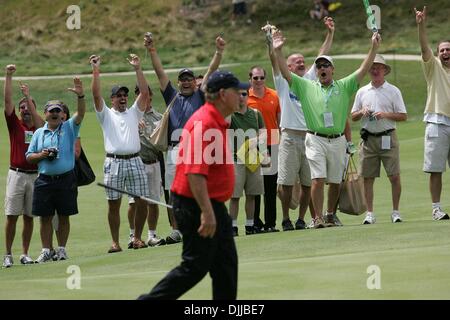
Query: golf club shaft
97 182 173 209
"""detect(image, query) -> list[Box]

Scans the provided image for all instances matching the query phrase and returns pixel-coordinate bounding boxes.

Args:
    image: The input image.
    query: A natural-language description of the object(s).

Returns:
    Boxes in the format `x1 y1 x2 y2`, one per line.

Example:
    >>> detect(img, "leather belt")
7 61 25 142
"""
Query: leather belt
142 159 159 165
307 131 344 139
366 128 395 137
106 152 139 159
10 166 38 174
39 170 73 181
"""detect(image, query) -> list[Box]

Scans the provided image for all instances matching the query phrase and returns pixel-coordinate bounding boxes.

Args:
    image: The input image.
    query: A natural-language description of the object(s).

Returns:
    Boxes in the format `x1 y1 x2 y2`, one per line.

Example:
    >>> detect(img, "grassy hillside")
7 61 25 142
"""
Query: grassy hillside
0 0 449 76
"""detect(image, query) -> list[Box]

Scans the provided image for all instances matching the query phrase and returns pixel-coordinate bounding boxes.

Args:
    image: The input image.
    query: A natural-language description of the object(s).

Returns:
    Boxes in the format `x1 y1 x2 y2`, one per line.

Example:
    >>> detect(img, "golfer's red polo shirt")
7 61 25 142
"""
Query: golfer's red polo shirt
171 102 235 202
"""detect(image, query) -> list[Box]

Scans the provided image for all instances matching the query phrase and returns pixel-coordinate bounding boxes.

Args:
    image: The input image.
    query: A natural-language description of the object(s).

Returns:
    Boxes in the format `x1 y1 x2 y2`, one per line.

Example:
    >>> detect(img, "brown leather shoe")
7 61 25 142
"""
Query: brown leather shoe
107 244 123 253
133 239 148 249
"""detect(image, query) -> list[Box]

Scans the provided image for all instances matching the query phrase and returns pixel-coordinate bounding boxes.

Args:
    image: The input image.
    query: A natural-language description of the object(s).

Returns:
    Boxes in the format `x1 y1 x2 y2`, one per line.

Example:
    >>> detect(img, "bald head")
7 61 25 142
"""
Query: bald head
287 53 307 77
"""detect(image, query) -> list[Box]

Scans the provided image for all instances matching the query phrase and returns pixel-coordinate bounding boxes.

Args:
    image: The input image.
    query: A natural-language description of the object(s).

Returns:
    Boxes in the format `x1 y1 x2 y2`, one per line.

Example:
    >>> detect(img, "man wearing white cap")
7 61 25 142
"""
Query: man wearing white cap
351 54 407 225
273 30 381 227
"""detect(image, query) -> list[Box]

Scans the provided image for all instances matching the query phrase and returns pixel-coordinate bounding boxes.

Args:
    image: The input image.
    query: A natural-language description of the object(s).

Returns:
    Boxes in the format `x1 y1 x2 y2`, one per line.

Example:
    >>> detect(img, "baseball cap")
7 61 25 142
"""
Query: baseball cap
206 70 250 93
314 55 334 67
178 68 195 79
111 85 129 97
44 100 64 112
372 54 391 75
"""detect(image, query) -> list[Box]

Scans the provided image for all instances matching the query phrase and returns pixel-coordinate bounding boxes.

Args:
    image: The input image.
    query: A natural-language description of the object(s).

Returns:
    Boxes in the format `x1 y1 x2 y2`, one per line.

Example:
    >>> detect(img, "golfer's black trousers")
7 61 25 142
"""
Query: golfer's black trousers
138 193 238 300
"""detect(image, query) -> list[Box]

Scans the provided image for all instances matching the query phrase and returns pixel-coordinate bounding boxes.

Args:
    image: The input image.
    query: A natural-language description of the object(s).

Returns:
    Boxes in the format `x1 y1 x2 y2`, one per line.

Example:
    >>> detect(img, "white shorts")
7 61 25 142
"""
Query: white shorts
4 169 37 217
129 162 162 204
305 133 347 184
423 123 450 173
277 130 311 187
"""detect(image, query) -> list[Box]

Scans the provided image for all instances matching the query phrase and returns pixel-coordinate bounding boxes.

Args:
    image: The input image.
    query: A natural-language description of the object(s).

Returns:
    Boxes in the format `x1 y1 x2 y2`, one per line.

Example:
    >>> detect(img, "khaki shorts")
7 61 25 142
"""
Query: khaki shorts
277 130 311 187
423 123 450 173
305 133 347 184
232 163 264 198
5 169 37 217
359 130 400 177
129 162 162 204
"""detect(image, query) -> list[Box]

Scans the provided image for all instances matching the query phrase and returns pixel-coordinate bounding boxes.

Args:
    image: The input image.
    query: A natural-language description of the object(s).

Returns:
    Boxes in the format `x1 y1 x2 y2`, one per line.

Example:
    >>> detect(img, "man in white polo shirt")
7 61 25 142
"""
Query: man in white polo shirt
415 7 450 221
351 54 407 225
90 53 151 253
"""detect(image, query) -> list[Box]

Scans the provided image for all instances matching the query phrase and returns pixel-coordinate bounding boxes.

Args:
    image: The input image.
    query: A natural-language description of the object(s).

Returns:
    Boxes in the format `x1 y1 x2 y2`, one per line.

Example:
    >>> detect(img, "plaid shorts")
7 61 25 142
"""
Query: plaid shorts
103 156 149 200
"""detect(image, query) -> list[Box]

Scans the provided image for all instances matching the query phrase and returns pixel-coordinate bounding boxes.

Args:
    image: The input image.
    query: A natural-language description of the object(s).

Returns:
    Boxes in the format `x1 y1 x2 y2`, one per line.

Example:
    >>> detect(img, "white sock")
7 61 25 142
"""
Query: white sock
432 202 441 210
232 219 238 227
42 248 50 253
148 230 156 239
367 211 374 216
392 210 399 215
245 219 254 227
57 246 65 251
325 211 334 216
129 229 135 236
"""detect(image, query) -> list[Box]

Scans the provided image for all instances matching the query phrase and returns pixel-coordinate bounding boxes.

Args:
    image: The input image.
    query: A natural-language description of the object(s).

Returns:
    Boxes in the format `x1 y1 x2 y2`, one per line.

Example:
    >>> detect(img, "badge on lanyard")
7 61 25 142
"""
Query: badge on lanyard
381 135 391 150
110 161 119 176
24 131 33 144
323 112 334 128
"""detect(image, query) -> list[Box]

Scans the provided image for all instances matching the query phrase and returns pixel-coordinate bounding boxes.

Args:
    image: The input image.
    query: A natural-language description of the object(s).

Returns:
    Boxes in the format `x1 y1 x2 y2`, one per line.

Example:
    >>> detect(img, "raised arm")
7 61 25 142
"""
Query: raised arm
127 53 149 112
4 65 15 116
19 82 45 128
89 55 103 112
67 77 86 125
318 16 335 56
144 34 170 91
272 30 292 84
200 36 226 92
414 6 433 62
355 32 381 84
262 23 280 76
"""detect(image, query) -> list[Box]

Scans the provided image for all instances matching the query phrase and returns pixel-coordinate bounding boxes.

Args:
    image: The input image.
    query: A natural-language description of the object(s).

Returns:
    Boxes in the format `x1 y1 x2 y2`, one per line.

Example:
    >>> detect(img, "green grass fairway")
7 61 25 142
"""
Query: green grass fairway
0 60 450 299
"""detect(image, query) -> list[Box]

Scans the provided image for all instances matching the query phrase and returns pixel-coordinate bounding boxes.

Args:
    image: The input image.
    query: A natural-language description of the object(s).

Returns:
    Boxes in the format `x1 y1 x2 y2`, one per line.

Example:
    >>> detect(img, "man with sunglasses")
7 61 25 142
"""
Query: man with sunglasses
265 17 336 231
144 34 225 244
247 66 281 233
90 53 151 253
3 65 44 267
273 29 381 227
26 78 85 263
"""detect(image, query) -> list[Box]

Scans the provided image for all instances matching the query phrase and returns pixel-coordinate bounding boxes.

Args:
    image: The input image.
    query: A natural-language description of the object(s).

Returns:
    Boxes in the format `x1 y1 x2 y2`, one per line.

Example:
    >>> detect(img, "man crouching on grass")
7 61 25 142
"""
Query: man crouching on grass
138 70 249 300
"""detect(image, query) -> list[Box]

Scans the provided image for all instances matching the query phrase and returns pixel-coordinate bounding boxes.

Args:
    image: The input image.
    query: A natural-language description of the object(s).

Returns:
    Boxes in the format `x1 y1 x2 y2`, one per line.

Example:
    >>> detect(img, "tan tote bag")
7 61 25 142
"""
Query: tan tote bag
338 156 367 215
150 94 178 152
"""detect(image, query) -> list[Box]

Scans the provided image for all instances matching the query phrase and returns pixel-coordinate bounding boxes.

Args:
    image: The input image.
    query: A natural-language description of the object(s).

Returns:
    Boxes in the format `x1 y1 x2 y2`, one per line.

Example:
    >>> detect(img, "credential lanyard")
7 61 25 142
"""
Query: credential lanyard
320 81 335 107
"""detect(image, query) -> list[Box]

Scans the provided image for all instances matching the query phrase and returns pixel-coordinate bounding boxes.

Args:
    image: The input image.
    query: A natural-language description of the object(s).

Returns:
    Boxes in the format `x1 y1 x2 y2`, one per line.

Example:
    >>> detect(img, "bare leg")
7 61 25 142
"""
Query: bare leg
5 215 18 255
57 215 70 247
311 178 325 218
279 185 293 221
127 202 136 231
40 216 53 249
22 215 33 255
364 177 375 212
108 199 122 246
147 204 159 232
134 198 148 241
229 198 240 221
327 183 341 214
429 172 442 203
388 174 401 211
244 195 255 220
298 185 311 221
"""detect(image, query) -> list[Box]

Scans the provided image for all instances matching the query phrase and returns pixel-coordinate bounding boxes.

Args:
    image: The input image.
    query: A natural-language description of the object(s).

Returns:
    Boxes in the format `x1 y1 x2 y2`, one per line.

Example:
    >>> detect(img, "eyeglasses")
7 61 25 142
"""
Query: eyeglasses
252 76 265 81
316 62 332 69
179 77 194 82
115 94 128 98
240 92 248 97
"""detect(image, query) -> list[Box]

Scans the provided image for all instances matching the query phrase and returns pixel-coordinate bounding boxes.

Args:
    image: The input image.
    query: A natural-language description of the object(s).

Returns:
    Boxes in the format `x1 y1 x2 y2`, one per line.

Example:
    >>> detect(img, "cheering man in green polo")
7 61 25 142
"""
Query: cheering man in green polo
273 30 381 226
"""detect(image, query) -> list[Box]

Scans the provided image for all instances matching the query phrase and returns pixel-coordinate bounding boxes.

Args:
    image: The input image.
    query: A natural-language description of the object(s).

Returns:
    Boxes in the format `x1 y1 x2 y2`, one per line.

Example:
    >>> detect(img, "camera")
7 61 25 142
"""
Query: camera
368 111 376 121
46 147 59 161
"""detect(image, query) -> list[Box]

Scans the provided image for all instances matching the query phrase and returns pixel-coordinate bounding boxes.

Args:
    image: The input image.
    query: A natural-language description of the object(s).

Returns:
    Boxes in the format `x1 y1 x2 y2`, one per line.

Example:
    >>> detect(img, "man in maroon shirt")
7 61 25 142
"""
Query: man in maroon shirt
138 70 249 300
3 64 44 268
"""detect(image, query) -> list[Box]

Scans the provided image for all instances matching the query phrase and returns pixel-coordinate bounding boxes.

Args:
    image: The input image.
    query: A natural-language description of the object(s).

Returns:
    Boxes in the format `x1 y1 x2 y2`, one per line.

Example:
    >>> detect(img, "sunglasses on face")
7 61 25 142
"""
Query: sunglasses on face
240 92 248 97
49 109 62 113
115 94 128 98
316 62 332 69
252 76 265 81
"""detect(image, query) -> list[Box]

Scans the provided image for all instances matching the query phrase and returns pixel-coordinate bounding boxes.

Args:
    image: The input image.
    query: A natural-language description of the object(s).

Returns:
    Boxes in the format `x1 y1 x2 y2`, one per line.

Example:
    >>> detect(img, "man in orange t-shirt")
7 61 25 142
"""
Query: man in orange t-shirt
248 66 281 232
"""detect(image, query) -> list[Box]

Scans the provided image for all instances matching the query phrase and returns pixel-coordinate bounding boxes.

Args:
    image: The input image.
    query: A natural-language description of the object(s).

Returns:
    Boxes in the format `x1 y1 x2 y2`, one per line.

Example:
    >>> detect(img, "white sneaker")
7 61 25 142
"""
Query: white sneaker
307 219 315 229
35 249 52 263
432 208 450 221
56 247 68 261
147 236 166 247
363 213 376 224
2 255 13 268
128 234 135 249
20 254 34 265
391 212 402 223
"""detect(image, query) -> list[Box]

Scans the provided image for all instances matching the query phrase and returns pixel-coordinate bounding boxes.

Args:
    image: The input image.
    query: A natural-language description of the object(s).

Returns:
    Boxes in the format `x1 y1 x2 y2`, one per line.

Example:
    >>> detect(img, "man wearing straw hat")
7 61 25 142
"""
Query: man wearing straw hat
351 54 407 225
